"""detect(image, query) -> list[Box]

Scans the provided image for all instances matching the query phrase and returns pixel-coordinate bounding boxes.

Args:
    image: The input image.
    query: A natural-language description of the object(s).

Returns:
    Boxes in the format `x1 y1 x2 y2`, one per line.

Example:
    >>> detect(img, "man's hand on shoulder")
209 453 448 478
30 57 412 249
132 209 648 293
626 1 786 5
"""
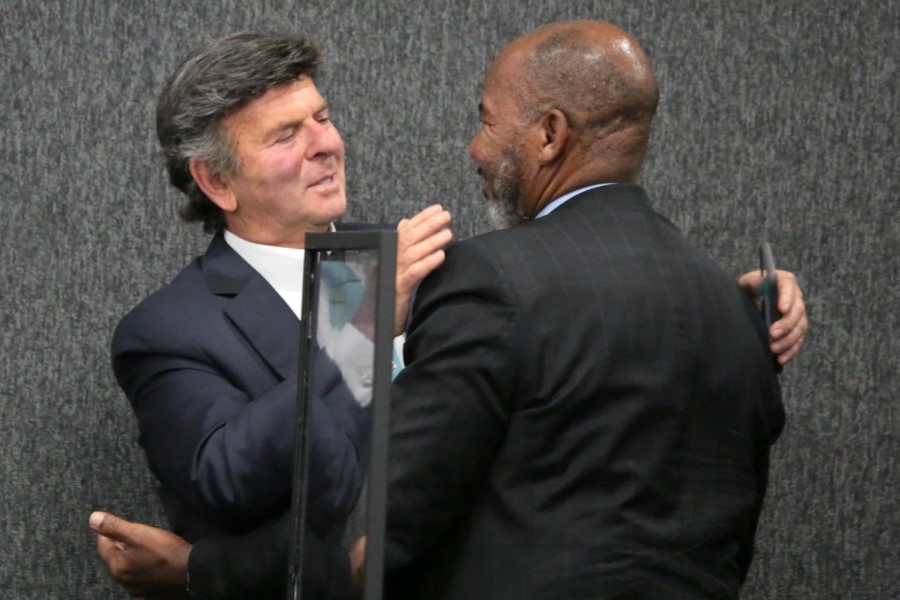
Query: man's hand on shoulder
394 204 453 335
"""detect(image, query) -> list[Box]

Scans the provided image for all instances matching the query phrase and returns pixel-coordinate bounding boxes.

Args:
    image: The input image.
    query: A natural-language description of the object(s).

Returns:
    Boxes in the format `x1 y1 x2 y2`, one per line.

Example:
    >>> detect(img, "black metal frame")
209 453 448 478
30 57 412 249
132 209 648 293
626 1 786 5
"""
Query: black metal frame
288 230 396 600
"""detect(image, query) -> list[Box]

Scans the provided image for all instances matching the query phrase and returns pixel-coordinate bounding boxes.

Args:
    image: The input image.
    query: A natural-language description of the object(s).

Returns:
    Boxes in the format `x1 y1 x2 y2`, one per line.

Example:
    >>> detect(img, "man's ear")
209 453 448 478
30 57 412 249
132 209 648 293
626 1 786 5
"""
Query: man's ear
537 109 570 164
189 159 237 212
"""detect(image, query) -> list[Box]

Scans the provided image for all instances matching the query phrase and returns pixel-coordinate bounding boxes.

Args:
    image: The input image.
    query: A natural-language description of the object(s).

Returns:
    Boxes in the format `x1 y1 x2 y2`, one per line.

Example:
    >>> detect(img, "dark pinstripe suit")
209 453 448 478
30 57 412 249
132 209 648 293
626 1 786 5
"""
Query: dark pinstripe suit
384 183 784 599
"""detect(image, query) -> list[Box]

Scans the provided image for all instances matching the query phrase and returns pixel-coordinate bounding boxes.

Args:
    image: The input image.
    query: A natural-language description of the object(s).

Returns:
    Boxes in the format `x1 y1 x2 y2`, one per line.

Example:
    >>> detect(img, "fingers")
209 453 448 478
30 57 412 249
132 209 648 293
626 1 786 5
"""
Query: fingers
394 205 453 335
771 310 807 364
770 270 804 339
737 270 762 294
91 512 192 597
92 512 135 584
401 248 446 283
737 269 808 365
774 270 799 315
775 330 806 365
398 204 452 245
769 270 808 365
349 536 368 593
96 527 124 562
90 511 134 549
397 205 453 265
396 205 452 289
405 203 449 229
393 246 447 336
394 204 453 335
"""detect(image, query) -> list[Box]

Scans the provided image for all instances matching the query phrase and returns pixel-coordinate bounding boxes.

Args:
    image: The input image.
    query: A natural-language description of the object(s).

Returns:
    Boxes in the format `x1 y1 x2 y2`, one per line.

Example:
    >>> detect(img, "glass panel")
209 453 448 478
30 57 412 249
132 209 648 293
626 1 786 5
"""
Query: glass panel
290 238 391 600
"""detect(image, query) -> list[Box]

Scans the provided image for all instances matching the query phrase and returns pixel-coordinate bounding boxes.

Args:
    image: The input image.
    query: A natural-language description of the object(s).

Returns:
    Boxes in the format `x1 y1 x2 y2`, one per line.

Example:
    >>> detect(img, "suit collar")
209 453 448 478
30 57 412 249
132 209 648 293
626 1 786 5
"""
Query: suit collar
535 183 616 218
555 183 651 213
201 233 300 379
560 183 650 208
202 233 258 295
197 224 386 378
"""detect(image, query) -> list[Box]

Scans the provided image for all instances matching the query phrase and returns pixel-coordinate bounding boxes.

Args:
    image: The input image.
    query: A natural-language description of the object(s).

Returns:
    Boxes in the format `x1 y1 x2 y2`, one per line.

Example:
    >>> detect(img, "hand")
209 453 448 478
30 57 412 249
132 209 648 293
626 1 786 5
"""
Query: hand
395 205 453 335
738 269 808 365
349 536 367 597
90 511 192 599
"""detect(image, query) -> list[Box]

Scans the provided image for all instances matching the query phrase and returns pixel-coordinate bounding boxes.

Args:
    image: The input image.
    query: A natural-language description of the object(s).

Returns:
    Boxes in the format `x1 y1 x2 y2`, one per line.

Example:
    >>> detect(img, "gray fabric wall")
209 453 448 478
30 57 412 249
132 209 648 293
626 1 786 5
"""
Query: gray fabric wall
1 1 896 597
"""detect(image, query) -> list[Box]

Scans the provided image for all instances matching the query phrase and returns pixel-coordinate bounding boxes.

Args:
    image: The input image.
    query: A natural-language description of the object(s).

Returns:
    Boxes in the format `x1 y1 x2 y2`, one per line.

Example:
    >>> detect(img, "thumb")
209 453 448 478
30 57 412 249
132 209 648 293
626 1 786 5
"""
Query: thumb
89 511 134 546
738 271 762 294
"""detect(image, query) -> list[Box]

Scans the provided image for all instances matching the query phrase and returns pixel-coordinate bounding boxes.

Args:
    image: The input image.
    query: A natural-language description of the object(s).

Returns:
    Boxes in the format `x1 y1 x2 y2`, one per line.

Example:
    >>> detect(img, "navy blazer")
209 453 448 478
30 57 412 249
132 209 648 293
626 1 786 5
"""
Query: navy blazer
113 229 370 542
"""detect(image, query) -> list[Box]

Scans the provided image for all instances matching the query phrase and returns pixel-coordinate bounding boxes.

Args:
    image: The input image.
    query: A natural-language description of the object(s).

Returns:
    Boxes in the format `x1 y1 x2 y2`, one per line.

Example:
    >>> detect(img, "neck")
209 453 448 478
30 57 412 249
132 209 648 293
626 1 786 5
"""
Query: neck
224 221 331 249
529 160 637 215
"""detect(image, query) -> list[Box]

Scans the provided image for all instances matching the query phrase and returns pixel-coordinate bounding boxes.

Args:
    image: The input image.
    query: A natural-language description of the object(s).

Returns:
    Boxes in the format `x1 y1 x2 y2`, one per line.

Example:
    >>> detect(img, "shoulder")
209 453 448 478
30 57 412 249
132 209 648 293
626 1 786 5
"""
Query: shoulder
111 256 214 354
437 233 511 284
413 232 522 320
441 219 564 283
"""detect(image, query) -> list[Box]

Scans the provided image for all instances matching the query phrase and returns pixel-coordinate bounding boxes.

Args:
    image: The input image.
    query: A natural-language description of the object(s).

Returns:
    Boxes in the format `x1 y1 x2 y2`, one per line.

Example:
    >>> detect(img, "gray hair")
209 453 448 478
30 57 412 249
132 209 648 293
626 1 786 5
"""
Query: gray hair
156 31 321 233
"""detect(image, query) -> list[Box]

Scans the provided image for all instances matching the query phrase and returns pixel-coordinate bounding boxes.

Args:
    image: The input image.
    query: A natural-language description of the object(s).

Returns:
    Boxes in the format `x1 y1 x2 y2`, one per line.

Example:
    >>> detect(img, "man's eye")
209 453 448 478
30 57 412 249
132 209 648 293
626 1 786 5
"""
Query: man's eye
276 130 296 143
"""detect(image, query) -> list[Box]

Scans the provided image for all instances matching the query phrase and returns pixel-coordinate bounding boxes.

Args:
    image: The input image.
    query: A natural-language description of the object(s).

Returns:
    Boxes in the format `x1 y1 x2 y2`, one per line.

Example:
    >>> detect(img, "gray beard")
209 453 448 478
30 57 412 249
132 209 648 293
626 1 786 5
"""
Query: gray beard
486 197 523 230
484 154 527 230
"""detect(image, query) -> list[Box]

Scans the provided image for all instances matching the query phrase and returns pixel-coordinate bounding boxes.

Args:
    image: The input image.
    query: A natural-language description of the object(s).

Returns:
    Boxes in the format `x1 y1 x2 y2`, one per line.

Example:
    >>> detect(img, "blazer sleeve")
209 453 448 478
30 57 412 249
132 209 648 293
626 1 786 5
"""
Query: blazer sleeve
384 239 520 571
112 304 368 533
187 512 351 600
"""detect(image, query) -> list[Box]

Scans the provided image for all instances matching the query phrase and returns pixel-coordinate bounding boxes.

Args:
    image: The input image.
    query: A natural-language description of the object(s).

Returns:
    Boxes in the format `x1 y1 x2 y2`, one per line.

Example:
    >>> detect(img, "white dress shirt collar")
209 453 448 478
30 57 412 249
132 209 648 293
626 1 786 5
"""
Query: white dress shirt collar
223 229 306 292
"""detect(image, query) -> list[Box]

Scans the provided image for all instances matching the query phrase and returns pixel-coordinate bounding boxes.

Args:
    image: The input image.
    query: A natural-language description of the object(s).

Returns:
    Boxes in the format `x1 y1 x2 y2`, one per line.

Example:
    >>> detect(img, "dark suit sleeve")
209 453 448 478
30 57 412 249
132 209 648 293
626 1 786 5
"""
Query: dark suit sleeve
385 239 519 571
188 512 351 600
113 305 367 533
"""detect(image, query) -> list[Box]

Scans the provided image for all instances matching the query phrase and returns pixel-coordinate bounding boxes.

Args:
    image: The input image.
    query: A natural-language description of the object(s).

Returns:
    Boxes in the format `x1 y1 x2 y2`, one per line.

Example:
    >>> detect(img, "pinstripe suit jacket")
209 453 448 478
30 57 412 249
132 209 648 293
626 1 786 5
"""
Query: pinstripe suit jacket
383 183 784 599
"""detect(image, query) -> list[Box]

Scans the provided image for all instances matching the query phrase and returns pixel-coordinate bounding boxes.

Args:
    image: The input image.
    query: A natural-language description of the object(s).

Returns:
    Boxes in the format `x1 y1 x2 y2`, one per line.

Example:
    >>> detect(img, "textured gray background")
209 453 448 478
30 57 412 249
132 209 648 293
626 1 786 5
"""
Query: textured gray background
1 1 897 598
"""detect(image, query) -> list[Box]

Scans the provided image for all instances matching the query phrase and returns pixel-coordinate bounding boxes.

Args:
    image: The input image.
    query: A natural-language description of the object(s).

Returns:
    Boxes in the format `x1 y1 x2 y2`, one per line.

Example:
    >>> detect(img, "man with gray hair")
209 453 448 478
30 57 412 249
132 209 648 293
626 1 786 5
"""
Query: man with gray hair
99 28 451 591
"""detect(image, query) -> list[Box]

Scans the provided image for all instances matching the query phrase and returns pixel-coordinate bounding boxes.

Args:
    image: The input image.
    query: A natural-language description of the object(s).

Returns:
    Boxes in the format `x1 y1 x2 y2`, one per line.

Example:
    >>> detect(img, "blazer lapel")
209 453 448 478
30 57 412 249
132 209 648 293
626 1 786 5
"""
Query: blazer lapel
202 234 300 380
198 224 390 380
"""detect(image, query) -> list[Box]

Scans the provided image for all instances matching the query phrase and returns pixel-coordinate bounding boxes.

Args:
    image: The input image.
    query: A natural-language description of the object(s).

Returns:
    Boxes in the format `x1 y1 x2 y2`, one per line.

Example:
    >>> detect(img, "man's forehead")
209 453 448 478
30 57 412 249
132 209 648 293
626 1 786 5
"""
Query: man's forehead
479 66 514 112
224 77 326 125
481 45 528 100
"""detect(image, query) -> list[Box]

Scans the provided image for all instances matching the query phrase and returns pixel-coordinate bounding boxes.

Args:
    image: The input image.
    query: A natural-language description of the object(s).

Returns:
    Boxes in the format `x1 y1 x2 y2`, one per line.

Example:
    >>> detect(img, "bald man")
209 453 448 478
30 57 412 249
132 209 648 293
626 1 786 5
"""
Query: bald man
381 19 788 598
92 20 807 599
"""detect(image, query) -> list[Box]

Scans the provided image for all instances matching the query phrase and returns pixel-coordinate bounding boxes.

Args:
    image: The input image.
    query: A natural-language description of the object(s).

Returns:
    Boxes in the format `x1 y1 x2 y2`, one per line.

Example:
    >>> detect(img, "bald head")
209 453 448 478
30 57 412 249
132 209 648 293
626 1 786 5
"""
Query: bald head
470 21 659 224
494 20 658 183
525 22 655 123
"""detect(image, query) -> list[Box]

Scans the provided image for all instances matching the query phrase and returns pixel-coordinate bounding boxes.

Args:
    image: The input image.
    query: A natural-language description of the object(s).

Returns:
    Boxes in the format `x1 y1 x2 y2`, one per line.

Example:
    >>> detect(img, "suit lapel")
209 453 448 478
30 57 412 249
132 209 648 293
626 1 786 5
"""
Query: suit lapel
198 224 391 380
202 233 300 380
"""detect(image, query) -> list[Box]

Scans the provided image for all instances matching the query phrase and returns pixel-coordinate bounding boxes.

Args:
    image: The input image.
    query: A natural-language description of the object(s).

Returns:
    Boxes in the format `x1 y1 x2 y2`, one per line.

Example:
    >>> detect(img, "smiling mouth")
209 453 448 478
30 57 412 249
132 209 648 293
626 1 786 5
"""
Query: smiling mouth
311 175 335 188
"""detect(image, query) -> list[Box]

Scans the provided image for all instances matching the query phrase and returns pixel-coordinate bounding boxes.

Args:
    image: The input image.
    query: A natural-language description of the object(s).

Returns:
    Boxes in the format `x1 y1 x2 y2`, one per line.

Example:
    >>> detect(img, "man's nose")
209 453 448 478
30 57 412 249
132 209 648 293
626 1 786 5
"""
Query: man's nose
308 122 344 159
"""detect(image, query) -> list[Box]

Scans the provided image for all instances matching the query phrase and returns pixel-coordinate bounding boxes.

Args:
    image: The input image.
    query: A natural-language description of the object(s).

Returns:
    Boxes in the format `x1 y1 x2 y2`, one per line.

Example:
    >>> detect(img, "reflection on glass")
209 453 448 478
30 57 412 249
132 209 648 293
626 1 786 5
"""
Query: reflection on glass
290 234 394 600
